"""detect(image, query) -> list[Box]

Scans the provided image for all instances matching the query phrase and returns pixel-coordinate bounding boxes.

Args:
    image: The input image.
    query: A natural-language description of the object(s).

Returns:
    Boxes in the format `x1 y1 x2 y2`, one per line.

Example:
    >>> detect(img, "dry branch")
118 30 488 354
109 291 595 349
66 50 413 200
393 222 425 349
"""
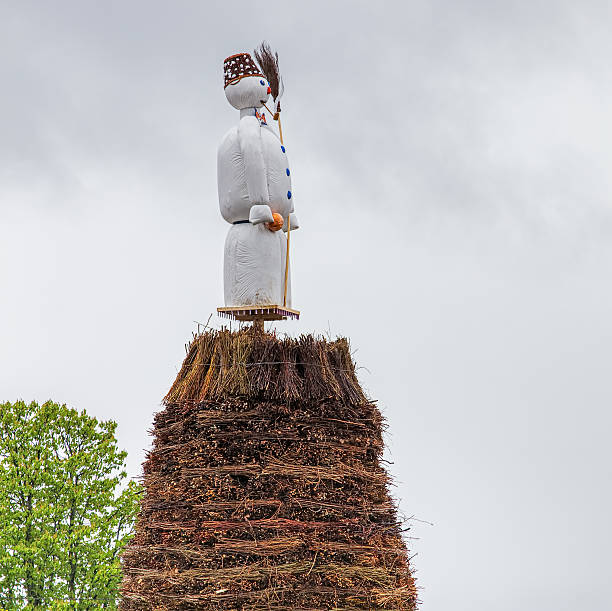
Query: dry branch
120 329 416 610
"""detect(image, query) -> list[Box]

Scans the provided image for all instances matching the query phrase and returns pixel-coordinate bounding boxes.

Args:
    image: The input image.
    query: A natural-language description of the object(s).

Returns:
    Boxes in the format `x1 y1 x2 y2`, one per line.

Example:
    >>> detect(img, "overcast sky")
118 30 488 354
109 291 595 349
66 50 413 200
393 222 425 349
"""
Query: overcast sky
2 1 611 609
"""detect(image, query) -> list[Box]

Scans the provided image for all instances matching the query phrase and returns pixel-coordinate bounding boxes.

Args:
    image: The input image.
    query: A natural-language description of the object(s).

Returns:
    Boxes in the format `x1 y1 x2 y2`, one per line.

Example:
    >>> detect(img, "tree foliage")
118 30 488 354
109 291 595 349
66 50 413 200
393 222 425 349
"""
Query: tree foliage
0 401 141 609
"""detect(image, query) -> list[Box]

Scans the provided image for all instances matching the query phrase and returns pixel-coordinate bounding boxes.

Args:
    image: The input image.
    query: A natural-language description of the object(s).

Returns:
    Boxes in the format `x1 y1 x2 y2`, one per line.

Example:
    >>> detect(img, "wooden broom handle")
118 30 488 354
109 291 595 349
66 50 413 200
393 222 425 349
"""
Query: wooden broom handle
263 103 290 308
283 214 290 307
277 114 284 146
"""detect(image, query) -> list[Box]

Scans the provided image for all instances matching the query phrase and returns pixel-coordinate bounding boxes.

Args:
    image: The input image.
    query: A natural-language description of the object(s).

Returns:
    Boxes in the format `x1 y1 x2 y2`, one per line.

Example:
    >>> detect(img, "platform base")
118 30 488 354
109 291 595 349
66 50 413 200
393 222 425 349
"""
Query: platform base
217 304 300 322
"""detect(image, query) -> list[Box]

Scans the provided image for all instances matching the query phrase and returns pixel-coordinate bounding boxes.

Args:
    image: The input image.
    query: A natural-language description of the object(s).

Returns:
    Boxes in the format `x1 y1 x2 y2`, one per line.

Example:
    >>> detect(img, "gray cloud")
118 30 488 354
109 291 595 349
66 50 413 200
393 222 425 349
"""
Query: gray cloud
1 1 611 610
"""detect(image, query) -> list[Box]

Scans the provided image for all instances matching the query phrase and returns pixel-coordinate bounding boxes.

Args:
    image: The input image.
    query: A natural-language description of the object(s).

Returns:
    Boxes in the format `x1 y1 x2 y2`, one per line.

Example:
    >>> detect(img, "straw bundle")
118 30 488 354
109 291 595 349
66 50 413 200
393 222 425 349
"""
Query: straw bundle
120 328 417 609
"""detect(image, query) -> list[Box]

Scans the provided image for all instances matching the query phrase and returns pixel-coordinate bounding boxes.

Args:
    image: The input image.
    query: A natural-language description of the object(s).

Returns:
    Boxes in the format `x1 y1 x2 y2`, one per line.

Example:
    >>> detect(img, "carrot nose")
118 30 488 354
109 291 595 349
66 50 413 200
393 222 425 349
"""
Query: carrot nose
267 86 271 94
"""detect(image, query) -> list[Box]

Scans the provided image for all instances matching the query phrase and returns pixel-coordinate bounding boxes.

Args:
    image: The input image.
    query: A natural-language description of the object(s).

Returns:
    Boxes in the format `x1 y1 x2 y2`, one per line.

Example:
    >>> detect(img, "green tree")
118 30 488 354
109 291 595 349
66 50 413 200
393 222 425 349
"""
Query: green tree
0 401 141 609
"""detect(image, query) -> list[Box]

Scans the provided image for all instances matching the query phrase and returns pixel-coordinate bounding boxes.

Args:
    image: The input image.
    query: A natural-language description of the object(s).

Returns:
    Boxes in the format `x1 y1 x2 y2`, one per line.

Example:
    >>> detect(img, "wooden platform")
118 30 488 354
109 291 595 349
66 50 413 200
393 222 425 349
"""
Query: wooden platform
217 304 300 321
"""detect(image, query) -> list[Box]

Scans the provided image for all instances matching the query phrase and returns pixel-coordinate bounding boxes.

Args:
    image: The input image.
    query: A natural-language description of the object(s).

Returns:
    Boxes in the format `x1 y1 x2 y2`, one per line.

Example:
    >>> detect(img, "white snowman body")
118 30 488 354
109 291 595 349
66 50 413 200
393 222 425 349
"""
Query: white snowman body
217 74 298 307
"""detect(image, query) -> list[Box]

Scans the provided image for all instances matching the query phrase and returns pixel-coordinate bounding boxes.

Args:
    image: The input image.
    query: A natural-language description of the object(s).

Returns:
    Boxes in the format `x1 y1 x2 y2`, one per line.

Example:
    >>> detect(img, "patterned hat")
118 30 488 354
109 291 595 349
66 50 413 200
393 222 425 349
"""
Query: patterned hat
224 52 264 88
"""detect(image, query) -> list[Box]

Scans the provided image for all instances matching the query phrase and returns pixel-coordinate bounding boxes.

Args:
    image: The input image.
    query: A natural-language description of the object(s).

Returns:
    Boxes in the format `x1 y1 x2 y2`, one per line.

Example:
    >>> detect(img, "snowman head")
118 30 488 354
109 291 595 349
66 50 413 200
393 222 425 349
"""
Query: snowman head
225 75 271 110
223 52 271 110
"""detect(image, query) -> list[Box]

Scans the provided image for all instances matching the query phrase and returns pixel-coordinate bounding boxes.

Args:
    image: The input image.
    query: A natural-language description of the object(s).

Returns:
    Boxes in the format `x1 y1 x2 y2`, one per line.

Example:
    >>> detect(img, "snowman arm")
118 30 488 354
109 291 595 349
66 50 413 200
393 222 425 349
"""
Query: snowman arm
238 116 270 210
283 212 299 231
249 204 274 224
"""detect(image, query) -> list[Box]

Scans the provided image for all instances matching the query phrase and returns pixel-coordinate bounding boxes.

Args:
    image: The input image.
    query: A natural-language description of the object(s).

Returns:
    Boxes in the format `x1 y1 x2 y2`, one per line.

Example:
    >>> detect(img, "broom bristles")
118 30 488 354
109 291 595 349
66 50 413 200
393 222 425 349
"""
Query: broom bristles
254 41 284 102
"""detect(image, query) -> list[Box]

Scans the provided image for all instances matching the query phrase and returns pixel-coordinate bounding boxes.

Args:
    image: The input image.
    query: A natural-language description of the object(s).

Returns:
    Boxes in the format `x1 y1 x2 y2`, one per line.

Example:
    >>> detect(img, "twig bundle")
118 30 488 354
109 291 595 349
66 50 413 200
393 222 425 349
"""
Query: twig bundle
119 329 417 610
254 41 284 103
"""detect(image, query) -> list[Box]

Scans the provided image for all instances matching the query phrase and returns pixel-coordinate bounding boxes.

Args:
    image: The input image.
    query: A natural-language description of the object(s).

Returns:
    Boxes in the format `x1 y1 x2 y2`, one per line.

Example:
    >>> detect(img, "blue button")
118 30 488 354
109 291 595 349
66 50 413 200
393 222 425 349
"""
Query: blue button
281 145 286 153
287 190 292 199
286 168 290 176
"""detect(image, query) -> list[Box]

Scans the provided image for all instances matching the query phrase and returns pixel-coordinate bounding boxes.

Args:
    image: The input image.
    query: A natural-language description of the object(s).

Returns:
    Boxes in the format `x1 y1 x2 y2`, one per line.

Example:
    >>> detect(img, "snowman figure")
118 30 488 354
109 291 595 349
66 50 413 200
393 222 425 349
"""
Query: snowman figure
217 52 299 310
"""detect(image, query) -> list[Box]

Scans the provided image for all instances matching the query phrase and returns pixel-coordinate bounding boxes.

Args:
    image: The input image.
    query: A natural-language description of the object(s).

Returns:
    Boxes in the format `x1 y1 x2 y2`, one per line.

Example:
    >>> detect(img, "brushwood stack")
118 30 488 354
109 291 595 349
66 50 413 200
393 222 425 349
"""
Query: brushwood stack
120 328 417 609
